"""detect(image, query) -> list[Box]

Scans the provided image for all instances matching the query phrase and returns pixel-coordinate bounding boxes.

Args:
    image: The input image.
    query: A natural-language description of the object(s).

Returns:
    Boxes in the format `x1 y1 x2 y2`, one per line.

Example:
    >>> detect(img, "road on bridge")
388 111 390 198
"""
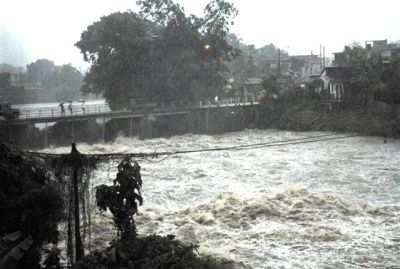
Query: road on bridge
1 98 259 125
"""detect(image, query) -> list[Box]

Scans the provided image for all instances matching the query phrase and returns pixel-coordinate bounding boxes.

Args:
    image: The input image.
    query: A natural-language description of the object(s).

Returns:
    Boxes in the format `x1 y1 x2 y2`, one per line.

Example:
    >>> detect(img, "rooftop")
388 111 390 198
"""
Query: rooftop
323 67 356 82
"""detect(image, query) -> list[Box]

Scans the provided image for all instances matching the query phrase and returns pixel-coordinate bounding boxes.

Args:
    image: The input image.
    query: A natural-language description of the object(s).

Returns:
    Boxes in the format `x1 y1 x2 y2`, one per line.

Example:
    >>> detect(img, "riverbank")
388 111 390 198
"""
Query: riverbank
3 98 398 150
258 97 399 138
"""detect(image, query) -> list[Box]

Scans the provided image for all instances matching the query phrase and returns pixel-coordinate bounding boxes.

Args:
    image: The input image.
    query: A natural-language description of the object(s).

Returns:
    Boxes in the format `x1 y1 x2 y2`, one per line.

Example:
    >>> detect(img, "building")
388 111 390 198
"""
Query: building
332 52 349 67
227 77 264 101
365 39 395 59
314 67 356 102
333 40 400 67
279 54 325 81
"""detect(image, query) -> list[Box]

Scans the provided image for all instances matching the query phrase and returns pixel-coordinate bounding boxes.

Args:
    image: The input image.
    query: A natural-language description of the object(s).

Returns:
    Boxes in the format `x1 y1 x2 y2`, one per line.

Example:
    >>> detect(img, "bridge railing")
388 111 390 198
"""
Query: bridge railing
5 97 258 121
197 96 258 108
17 104 111 120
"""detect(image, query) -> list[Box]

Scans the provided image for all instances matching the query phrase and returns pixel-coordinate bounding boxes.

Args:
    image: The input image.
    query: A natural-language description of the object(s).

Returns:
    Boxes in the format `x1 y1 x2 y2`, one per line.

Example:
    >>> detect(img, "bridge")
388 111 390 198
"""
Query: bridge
0 99 261 148
0 99 259 126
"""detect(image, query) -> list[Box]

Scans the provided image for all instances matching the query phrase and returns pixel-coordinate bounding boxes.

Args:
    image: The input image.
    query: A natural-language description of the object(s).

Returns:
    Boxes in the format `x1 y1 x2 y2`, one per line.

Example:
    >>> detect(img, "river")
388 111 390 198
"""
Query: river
45 129 400 268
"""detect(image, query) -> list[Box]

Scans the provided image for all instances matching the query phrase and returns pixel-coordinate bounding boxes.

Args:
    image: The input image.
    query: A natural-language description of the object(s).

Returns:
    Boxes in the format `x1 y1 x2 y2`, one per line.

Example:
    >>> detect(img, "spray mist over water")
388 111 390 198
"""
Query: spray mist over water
45 130 400 268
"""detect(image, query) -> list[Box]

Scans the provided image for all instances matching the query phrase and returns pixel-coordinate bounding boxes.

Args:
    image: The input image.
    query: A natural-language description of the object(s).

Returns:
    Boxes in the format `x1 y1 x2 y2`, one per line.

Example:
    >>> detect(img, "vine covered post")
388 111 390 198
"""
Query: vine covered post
70 143 84 261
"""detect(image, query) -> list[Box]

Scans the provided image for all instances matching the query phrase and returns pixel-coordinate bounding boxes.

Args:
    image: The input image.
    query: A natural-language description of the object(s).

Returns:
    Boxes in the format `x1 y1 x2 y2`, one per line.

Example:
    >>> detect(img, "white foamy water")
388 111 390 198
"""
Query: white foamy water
46 130 400 268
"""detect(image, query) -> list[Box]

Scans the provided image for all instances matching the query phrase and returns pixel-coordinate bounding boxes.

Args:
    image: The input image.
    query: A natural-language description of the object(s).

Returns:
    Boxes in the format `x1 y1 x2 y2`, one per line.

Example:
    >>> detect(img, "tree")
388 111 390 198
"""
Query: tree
76 0 238 110
54 64 83 100
26 59 56 86
258 43 279 60
25 59 83 102
0 144 63 268
334 43 400 107
262 75 279 94
341 44 387 106
96 159 143 240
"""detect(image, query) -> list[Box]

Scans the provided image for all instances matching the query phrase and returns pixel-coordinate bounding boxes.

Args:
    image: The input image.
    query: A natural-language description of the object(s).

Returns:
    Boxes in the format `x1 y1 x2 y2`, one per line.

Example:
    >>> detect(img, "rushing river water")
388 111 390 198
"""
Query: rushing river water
46 129 400 268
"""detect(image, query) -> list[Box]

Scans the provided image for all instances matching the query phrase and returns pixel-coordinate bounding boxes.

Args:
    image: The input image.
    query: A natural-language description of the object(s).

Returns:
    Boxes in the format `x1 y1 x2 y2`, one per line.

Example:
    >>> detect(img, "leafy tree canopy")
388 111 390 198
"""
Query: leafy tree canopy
262 75 279 93
76 0 238 110
25 59 83 101
341 43 400 104
225 34 281 86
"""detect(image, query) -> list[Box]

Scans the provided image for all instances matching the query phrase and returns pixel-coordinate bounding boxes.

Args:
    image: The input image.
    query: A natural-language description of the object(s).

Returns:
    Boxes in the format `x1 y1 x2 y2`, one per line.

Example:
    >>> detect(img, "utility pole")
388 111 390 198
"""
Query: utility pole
310 50 313 75
320 44 323 70
278 49 281 77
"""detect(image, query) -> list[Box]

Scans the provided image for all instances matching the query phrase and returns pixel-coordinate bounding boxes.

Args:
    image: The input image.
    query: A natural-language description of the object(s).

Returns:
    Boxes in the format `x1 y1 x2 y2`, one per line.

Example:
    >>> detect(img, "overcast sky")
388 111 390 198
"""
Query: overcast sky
1 0 399 68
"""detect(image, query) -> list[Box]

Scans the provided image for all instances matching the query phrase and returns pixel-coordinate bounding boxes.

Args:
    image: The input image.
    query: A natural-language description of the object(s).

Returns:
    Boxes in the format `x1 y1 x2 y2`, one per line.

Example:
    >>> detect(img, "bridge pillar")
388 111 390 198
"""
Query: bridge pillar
9 126 12 143
205 109 210 132
139 115 154 140
44 122 48 147
102 117 106 142
240 107 245 129
129 118 133 137
256 108 261 127
71 122 75 142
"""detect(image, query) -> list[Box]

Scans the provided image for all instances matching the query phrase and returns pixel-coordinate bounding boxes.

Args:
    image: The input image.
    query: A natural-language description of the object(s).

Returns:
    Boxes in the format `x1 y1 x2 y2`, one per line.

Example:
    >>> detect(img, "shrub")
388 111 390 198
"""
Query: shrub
0 144 63 268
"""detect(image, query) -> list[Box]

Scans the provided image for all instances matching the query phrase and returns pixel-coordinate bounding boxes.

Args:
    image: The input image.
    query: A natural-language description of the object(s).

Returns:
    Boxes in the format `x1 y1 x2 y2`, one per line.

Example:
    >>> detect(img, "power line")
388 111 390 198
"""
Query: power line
24 133 359 163
155 134 358 161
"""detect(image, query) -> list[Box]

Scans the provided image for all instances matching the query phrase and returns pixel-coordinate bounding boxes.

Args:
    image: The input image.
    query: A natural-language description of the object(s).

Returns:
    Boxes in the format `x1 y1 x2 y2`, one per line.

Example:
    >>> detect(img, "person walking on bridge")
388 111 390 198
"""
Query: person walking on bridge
68 102 73 114
59 102 65 115
81 100 86 114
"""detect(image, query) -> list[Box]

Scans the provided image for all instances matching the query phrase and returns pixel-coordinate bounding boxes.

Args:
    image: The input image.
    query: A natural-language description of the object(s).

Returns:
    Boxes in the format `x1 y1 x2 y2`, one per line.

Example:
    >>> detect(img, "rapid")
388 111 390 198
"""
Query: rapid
46 129 400 268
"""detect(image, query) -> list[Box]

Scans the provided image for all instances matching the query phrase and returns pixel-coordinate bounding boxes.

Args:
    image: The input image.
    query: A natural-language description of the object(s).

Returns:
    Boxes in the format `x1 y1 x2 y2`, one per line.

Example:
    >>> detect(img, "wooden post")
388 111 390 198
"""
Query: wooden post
70 143 84 261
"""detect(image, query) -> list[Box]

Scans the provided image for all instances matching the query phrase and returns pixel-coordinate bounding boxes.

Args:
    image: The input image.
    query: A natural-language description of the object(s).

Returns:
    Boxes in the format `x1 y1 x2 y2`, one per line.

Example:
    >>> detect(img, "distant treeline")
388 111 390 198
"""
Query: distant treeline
0 60 84 103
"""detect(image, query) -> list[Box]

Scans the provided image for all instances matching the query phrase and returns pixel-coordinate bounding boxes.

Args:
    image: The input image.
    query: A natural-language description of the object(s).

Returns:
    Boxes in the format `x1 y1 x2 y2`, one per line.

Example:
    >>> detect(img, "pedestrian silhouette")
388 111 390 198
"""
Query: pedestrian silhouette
68 102 73 114
81 101 86 114
59 103 65 114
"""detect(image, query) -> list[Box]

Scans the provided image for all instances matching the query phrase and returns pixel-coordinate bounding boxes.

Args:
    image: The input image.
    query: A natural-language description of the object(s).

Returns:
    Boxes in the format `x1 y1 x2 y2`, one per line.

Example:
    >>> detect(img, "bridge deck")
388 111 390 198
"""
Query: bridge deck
0 100 259 126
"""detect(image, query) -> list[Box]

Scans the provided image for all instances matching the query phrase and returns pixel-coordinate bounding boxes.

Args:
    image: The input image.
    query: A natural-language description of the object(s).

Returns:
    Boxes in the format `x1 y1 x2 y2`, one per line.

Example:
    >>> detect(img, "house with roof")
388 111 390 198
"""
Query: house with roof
313 67 356 103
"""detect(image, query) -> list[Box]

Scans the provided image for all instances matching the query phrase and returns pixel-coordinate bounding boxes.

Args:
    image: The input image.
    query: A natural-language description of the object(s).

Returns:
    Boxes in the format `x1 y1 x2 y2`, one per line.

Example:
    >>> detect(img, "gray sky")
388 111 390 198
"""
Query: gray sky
1 0 399 68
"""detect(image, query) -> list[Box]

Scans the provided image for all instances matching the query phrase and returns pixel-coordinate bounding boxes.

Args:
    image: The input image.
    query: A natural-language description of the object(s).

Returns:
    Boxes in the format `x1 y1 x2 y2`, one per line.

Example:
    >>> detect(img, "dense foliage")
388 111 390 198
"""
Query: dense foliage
96 160 143 239
75 234 242 269
0 144 63 268
226 34 281 86
75 0 238 110
341 43 400 105
0 60 83 103
25 59 83 101
257 42 400 137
